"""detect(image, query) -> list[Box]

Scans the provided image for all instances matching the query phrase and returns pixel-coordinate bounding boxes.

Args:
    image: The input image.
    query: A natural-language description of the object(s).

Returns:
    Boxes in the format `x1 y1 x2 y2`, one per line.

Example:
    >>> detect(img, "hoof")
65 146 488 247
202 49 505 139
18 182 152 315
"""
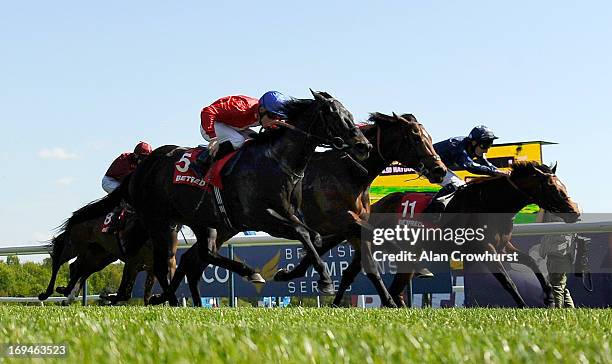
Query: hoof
273 269 289 282
148 294 166 306
392 296 407 308
313 234 323 248
38 293 49 301
415 268 434 279
318 280 335 295
248 273 266 284
383 300 398 308
168 295 180 307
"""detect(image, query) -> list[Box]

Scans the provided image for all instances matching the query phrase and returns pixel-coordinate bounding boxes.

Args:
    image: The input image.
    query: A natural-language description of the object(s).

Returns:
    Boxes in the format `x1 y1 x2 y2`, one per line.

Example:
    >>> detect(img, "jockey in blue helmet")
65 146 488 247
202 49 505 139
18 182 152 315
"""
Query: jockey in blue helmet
194 91 292 175
433 125 507 193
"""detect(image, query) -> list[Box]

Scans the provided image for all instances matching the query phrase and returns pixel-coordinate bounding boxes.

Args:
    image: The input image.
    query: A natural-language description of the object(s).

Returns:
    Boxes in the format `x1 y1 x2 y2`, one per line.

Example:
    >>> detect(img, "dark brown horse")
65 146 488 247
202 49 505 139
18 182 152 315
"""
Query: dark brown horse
38 214 177 304
165 112 446 307
360 162 580 307
59 90 371 305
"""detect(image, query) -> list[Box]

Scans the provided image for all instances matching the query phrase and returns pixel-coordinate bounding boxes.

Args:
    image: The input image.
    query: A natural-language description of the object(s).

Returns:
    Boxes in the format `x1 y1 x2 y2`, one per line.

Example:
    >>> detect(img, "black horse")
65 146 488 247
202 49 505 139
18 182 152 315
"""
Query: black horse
158 112 447 307
358 162 580 307
60 90 371 305
39 214 174 305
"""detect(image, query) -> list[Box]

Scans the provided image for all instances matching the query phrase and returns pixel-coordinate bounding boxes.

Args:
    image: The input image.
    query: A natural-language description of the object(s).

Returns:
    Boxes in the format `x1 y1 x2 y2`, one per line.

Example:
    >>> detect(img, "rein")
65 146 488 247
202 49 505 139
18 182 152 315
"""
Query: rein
272 119 350 151
375 124 441 180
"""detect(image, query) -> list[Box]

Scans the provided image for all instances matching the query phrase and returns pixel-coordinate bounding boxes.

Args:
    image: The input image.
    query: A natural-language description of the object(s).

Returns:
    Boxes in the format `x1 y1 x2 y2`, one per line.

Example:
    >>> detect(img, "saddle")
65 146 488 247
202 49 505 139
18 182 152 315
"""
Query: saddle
173 145 245 191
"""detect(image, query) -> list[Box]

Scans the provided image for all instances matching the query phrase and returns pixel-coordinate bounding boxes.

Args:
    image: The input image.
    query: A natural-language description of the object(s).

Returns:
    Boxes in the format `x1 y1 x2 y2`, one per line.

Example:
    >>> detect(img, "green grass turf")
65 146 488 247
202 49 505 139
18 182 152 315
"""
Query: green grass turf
0 306 610 363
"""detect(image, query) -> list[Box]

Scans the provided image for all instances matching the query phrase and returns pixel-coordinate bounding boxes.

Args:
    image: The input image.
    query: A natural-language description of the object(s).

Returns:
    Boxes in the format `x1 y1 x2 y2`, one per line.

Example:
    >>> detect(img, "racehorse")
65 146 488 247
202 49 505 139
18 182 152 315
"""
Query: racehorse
155 112 447 307
59 90 372 305
348 162 580 307
38 214 177 305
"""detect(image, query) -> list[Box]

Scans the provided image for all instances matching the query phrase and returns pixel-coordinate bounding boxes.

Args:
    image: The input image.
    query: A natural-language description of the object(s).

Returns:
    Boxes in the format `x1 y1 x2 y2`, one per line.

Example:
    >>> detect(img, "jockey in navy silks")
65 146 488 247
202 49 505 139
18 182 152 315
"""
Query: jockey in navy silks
433 125 508 196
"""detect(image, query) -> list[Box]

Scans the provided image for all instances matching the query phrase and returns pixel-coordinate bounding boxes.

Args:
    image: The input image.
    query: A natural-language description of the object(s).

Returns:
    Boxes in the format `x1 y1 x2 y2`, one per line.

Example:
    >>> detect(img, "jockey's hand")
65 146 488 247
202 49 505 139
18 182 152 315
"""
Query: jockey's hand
208 137 219 156
496 169 510 176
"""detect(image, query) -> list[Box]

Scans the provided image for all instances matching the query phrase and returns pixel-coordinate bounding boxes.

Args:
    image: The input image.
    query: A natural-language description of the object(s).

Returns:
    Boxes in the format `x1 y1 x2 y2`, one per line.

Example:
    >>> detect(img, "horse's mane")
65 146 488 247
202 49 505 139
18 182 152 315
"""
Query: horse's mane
510 161 552 176
250 127 287 145
465 161 552 186
280 98 315 121
249 98 316 145
355 112 419 135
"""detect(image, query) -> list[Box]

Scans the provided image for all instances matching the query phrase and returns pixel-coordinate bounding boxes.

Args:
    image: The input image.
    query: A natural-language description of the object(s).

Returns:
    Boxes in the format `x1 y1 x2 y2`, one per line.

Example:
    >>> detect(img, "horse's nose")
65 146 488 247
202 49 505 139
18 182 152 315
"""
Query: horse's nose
354 142 372 160
432 165 446 183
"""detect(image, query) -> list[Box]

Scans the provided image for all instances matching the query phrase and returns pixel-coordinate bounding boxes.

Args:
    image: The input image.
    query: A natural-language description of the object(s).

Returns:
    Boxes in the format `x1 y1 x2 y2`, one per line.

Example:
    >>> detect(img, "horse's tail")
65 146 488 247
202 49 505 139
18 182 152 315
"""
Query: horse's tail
60 174 131 234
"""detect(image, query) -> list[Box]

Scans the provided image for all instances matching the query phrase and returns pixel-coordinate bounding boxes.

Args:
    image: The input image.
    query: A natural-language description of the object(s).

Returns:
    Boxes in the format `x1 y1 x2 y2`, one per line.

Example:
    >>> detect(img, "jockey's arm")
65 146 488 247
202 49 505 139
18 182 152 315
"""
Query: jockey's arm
456 150 500 176
200 104 219 140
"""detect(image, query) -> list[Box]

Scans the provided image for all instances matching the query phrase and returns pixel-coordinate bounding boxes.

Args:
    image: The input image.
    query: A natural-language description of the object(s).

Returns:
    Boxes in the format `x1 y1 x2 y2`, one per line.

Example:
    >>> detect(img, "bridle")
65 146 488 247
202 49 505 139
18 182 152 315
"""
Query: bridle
375 121 441 178
504 172 569 213
271 102 355 151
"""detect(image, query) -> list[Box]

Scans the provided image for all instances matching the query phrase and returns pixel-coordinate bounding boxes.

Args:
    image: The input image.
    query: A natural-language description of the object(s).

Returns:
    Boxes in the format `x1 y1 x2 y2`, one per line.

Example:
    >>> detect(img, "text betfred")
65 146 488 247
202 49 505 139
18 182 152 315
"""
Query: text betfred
174 174 206 187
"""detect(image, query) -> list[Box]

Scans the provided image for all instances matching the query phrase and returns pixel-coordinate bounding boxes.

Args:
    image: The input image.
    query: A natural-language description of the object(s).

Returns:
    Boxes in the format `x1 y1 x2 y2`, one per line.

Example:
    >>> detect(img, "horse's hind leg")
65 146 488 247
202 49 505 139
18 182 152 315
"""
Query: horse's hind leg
148 223 179 306
388 273 413 308
505 242 554 307
143 271 156 305
39 233 75 301
110 257 142 304
195 228 262 282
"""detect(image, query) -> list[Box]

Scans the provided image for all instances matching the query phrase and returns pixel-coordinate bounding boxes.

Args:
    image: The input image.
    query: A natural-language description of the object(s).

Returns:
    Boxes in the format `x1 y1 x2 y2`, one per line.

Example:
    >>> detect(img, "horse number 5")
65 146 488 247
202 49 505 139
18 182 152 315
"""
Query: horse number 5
176 153 192 173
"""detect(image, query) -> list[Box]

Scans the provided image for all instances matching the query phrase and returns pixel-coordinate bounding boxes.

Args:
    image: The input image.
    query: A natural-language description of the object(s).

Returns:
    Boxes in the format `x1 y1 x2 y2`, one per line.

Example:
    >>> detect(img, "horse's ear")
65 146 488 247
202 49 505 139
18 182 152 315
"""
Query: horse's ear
551 162 558 174
310 89 327 102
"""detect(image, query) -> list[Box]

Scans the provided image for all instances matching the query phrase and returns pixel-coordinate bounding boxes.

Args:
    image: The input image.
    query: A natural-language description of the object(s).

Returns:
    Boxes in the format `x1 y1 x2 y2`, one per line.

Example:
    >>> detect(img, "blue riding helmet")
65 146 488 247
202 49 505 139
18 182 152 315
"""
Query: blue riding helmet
468 125 498 143
259 91 291 118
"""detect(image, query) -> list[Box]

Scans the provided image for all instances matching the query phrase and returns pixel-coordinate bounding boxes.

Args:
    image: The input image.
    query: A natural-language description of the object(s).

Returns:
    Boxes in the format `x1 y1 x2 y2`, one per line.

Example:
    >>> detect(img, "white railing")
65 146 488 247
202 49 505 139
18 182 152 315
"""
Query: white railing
2 220 612 257
1 220 610 305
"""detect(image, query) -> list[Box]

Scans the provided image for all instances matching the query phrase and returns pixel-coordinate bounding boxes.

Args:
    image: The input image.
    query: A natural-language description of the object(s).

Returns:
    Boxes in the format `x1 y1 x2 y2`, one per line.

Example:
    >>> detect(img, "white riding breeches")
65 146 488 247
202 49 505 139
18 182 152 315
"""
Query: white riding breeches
102 175 121 194
441 170 466 189
214 122 258 149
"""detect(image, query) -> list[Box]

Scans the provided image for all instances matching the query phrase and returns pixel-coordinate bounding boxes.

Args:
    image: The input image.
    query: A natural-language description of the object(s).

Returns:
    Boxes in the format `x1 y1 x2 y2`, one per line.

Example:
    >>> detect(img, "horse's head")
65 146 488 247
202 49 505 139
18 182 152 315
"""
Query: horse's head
368 112 446 183
308 90 371 160
509 162 580 222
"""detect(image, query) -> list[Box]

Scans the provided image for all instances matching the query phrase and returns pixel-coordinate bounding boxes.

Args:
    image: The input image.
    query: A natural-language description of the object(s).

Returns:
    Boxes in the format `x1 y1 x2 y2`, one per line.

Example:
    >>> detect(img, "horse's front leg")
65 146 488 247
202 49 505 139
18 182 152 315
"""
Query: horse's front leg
359 238 397 308
266 209 334 294
274 235 343 282
505 242 554 307
482 244 528 308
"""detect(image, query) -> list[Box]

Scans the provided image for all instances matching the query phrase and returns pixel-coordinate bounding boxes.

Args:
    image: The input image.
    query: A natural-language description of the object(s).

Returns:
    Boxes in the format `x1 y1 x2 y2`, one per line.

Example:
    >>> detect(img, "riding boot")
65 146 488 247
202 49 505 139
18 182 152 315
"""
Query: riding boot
192 149 212 178
429 184 457 214
215 141 235 161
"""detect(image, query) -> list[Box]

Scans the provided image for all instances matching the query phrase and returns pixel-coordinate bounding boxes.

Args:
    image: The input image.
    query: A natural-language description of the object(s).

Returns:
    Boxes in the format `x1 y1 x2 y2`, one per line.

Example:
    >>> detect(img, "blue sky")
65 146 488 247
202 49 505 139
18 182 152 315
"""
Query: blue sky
1 1 611 247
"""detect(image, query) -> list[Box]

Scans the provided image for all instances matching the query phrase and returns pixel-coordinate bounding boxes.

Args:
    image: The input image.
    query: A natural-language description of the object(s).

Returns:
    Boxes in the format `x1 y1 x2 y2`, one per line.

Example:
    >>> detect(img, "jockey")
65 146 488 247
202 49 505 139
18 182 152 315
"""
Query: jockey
194 91 292 173
433 125 507 195
101 141 153 193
